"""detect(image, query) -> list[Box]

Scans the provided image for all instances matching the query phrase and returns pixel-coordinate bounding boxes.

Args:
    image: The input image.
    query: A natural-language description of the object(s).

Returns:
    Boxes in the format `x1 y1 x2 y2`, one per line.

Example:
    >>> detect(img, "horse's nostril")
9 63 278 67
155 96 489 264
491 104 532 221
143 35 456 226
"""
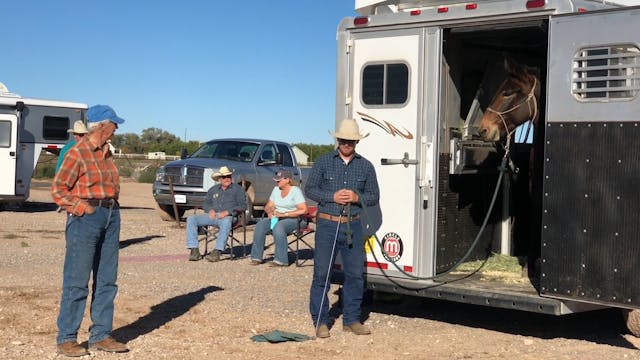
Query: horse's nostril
478 128 486 135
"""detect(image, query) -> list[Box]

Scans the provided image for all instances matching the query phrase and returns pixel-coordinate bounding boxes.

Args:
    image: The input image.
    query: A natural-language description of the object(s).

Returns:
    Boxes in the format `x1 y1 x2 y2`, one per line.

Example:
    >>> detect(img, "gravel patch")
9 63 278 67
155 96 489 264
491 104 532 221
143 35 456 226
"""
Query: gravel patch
0 182 638 359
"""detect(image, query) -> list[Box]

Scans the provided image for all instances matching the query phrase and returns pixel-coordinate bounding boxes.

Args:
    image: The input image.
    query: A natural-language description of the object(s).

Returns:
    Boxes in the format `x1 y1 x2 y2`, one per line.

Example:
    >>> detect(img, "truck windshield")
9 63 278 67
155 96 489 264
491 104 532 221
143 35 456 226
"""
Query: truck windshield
189 140 259 163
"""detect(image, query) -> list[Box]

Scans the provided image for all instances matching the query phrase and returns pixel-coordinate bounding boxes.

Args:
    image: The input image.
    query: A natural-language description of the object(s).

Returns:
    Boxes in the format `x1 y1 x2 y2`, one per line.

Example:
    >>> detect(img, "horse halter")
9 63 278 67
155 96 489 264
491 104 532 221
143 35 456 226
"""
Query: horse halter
486 77 539 150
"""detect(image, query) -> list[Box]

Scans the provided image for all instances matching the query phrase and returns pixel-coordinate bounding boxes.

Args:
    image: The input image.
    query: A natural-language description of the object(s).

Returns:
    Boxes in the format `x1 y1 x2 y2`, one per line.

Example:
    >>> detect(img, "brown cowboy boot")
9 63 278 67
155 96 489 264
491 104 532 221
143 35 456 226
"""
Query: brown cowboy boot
57 341 88 357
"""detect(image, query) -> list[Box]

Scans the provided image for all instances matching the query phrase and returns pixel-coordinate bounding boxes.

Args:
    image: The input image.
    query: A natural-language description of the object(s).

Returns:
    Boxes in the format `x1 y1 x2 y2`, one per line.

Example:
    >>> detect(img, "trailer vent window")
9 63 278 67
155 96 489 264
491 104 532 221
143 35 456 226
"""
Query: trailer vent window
42 116 71 140
0 121 11 147
573 45 640 100
362 63 409 106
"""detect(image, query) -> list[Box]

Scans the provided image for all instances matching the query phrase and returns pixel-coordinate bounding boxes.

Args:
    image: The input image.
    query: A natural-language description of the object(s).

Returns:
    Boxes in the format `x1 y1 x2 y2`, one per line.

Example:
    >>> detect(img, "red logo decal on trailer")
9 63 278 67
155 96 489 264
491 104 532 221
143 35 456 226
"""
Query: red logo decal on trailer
381 232 403 263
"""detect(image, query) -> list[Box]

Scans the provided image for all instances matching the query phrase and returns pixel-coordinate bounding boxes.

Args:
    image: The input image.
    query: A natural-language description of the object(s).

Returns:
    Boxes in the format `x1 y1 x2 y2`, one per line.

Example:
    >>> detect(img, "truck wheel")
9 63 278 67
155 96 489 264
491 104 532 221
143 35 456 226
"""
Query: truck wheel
156 204 185 221
245 196 254 224
623 309 640 337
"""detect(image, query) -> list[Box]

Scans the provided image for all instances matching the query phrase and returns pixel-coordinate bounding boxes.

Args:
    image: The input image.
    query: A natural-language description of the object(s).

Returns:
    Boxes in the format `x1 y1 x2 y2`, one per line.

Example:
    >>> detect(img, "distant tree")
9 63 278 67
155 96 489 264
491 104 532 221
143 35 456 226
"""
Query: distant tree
293 143 334 163
141 127 183 154
112 133 144 154
114 129 331 159
183 140 203 156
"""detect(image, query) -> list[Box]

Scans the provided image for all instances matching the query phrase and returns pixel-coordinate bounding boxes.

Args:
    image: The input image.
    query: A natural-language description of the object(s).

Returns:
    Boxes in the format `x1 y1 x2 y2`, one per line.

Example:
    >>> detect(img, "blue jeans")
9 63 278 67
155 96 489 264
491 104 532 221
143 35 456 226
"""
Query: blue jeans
57 206 120 345
186 213 232 251
309 218 364 327
250 217 300 264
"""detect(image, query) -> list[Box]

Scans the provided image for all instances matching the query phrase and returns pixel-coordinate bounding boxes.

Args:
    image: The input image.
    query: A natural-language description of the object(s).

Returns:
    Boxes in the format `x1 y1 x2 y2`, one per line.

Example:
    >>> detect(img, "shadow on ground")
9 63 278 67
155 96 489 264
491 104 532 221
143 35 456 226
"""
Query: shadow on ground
1 202 58 212
120 235 166 249
112 285 222 343
356 294 637 349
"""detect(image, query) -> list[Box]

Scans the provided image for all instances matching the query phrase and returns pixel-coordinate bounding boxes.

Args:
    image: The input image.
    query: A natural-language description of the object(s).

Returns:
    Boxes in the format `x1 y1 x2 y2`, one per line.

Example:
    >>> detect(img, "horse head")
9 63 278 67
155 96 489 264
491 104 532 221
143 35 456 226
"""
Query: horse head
478 58 541 142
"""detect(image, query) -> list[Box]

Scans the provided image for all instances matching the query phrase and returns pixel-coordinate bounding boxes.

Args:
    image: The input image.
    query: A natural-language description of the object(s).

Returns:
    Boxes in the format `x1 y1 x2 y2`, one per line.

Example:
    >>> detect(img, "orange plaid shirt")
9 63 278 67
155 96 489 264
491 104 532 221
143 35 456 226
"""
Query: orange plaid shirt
51 136 120 216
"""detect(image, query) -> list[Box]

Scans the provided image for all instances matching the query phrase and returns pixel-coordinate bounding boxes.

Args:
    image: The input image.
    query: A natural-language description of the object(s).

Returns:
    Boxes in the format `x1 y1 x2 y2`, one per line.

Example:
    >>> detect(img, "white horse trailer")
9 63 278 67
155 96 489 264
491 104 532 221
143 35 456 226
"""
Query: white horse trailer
0 83 87 204
330 0 640 335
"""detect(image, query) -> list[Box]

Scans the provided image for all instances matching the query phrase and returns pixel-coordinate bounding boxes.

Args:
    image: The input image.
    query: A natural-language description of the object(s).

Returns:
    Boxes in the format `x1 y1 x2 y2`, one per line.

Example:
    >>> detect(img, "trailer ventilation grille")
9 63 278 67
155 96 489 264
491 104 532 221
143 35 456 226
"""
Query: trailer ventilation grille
572 45 640 100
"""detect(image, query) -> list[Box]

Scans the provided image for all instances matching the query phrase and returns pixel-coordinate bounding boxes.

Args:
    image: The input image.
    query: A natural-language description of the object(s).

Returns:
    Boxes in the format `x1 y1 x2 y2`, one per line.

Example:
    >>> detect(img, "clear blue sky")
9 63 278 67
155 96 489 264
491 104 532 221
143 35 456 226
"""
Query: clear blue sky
3 1 357 145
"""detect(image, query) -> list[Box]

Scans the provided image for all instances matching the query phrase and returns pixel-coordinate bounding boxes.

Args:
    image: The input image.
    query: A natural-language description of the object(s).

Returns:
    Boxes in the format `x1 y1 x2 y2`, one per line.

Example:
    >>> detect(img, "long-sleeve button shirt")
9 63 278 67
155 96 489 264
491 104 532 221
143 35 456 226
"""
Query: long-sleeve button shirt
304 150 379 216
51 136 119 216
203 183 247 214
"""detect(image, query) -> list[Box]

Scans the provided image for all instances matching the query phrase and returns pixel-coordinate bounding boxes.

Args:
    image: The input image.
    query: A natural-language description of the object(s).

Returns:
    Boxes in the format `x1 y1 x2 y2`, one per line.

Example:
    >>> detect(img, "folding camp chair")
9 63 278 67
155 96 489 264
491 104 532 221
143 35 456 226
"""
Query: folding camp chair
287 206 316 267
198 209 247 260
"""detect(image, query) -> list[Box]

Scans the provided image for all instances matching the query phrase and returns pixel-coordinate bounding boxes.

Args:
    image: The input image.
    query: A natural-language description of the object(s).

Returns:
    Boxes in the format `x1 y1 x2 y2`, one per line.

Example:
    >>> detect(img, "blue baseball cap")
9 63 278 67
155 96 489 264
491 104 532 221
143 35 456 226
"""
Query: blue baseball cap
87 104 125 124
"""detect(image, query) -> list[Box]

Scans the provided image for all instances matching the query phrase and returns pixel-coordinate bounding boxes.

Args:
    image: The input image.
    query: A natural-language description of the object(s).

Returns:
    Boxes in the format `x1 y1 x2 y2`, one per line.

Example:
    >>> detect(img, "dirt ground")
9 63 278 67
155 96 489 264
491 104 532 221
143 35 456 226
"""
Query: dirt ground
1 181 639 359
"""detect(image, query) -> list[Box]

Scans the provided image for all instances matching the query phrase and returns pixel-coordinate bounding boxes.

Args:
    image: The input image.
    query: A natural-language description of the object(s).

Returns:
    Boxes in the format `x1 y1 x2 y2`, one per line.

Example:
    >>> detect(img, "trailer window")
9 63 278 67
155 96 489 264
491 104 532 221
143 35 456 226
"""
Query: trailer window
0 121 11 147
42 116 70 140
362 63 409 105
572 45 640 101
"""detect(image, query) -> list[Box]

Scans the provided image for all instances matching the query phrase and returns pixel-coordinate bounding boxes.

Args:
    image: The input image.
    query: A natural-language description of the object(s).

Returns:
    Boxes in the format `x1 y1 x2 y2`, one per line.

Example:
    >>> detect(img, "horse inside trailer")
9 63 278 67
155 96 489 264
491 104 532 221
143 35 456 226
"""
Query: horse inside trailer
438 20 549 277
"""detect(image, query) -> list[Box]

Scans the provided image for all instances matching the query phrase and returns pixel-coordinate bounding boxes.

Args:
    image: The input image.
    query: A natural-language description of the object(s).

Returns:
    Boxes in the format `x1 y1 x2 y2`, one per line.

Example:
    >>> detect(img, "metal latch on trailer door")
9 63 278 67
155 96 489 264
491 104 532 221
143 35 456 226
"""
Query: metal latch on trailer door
380 152 418 167
420 138 433 189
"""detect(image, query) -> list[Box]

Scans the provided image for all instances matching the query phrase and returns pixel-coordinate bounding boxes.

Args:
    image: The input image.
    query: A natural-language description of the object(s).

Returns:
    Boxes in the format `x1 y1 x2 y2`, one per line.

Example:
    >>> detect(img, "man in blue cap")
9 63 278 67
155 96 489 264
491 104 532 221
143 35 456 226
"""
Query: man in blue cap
52 104 129 356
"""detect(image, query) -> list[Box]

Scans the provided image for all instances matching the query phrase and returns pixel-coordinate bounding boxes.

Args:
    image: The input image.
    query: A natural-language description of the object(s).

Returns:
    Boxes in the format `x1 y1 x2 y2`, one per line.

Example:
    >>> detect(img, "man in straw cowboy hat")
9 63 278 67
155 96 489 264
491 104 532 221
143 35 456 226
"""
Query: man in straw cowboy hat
55 120 89 173
185 165 247 262
305 118 380 338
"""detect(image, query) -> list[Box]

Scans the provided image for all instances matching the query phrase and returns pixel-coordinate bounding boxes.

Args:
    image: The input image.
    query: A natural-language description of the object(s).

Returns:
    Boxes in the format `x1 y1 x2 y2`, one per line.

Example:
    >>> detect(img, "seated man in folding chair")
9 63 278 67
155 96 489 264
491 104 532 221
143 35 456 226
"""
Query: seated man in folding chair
185 166 247 262
249 169 308 267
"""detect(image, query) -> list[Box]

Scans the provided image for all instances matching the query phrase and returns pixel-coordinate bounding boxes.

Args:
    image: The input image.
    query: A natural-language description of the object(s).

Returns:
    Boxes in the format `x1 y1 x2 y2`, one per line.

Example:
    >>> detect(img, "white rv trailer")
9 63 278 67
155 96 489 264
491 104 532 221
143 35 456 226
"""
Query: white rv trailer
331 0 640 334
0 83 87 204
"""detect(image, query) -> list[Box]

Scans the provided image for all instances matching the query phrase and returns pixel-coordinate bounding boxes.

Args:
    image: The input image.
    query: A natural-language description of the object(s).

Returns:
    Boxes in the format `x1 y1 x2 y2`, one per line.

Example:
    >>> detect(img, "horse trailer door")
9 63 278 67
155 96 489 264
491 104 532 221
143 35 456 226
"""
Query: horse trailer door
348 27 440 279
0 114 18 196
542 8 640 309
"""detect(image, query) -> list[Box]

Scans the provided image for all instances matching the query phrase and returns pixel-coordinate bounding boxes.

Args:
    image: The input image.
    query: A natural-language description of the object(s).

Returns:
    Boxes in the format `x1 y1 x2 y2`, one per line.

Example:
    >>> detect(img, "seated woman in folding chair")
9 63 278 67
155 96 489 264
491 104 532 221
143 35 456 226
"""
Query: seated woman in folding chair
249 169 308 267
185 166 247 262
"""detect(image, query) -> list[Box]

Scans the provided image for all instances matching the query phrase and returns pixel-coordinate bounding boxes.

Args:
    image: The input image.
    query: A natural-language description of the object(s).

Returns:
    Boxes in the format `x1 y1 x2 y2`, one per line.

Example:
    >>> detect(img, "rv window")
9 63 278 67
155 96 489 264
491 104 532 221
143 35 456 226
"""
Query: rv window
362 63 408 105
43 116 70 140
572 44 640 101
0 121 11 147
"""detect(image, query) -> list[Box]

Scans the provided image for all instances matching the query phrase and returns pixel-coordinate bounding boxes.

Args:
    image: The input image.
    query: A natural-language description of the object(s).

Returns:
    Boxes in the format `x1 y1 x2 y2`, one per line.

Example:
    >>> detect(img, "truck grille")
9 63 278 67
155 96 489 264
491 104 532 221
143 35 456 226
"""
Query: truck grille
163 166 204 187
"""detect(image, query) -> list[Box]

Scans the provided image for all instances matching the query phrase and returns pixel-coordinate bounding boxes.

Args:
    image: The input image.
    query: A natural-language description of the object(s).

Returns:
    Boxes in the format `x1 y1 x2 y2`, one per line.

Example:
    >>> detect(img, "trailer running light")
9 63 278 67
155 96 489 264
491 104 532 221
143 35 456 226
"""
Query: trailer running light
578 7 587 12
466 3 477 10
353 16 369 26
437 6 449 13
526 0 546 9
410 9 422 15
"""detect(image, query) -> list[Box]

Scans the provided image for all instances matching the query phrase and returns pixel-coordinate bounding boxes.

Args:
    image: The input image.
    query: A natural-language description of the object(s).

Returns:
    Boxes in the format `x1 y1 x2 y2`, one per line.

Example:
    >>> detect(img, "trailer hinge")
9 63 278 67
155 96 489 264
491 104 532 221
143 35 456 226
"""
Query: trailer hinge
346 39 353 54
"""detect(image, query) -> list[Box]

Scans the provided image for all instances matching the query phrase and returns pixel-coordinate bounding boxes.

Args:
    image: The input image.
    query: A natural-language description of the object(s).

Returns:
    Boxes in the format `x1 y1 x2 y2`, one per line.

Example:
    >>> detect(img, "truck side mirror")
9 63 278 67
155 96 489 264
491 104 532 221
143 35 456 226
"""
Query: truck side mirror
180 148 188 159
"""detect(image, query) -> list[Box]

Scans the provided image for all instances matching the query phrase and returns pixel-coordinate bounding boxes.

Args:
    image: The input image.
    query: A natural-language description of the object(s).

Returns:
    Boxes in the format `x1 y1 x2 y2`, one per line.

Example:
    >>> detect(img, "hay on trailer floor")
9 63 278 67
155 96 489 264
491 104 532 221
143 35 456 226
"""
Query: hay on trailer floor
451 253 528 284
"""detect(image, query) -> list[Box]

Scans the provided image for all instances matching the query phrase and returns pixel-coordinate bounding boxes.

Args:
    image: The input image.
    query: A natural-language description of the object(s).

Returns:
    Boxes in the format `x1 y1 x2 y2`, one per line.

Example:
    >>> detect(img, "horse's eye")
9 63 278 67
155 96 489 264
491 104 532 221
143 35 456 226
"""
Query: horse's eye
502 88 517 97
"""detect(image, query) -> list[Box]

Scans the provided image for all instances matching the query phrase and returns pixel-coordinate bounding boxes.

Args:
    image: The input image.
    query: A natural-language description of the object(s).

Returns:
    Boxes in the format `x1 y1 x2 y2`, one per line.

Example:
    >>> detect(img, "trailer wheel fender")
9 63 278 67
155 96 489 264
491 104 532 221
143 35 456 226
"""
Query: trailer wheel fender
623 309 640 337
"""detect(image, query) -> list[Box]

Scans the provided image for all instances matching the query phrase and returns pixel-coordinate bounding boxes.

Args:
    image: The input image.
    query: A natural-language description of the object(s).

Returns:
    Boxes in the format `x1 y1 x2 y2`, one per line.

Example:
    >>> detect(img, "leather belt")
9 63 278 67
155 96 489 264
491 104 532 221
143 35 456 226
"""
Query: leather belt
317 212 359 223
85 198 117 208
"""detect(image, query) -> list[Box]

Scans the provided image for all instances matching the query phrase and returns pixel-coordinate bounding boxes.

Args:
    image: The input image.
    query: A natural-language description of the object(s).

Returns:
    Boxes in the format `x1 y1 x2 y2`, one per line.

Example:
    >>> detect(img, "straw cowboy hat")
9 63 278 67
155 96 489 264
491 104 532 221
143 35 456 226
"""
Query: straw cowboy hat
330 118 369 140
67 120 88 134
212 166 234 180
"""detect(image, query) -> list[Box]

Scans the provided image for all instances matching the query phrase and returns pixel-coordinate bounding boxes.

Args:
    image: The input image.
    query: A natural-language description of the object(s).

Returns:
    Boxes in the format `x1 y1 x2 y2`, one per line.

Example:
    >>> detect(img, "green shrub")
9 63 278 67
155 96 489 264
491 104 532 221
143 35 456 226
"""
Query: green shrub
118 166 133 177
138 165 159 183
33 163 56 179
